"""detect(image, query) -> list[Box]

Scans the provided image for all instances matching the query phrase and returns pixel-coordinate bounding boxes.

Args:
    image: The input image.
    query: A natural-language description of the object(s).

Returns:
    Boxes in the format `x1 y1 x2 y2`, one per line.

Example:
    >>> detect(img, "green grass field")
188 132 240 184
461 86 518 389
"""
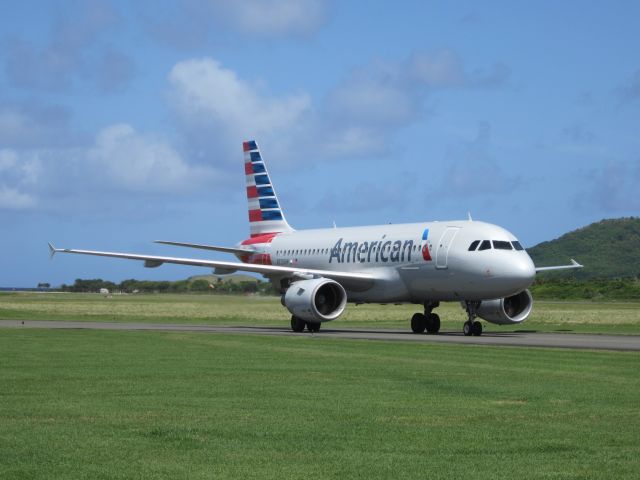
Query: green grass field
1 328 639 479
1 292 640 334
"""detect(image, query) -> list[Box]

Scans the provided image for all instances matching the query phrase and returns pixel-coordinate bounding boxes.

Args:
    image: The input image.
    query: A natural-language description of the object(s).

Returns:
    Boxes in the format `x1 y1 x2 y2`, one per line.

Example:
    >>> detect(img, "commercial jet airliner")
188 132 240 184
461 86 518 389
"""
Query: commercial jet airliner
50 140 582 336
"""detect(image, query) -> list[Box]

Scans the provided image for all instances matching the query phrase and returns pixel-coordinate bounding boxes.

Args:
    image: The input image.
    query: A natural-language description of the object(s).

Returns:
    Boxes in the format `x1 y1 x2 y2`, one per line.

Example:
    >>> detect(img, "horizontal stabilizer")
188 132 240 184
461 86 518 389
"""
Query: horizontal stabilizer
535 258 583 272
155 240 256 256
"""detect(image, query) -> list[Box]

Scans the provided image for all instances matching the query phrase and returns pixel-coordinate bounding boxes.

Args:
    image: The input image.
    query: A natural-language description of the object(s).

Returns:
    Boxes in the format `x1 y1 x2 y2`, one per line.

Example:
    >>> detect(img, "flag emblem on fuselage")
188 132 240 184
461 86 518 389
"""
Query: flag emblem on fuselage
422 228 432 261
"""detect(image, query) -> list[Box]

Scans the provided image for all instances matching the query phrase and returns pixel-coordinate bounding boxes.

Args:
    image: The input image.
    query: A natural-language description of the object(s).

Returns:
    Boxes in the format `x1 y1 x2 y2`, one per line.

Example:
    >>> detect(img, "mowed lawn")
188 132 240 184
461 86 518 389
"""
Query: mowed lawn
1 292 640 334
0 329 638 479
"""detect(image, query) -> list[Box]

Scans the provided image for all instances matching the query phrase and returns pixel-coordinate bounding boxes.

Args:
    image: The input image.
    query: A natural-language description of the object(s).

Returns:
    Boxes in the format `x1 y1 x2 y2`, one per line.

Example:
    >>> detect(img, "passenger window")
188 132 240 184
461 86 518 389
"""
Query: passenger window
512 241 524 251
478 240 491 251
468 240 480 251
493 240 513 250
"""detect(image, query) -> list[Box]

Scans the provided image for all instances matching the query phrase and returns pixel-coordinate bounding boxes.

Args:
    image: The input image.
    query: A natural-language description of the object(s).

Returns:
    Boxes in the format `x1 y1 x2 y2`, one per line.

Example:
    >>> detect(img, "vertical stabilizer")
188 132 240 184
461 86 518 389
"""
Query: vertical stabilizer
243 140 294 237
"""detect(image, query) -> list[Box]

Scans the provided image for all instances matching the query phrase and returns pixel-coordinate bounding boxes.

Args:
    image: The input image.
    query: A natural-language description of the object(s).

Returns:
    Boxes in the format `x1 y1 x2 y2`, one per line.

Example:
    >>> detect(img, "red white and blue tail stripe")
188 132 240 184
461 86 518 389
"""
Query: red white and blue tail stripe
244 140 294 238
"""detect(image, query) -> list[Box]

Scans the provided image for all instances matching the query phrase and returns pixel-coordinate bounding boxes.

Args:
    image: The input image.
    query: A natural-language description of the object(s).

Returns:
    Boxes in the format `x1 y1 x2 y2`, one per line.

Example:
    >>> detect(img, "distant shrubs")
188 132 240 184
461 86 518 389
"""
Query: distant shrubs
59 277 640 300
531 277 640 300
60 278 279 295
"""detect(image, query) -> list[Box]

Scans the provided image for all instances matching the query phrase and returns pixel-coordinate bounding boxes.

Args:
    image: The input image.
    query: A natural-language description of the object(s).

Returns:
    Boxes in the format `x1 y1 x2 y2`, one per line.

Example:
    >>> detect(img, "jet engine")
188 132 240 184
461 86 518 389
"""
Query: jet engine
283 278 347 323
476 289 533 325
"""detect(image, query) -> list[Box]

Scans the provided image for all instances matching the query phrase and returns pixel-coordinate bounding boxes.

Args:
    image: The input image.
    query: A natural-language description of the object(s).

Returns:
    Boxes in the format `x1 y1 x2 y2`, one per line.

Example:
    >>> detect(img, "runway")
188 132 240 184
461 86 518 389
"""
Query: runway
2 319 640 351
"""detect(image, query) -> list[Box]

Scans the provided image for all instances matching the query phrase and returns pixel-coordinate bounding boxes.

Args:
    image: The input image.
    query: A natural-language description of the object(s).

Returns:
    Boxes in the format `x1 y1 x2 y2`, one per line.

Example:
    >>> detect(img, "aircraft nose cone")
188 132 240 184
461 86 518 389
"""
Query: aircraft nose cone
511 255 536 288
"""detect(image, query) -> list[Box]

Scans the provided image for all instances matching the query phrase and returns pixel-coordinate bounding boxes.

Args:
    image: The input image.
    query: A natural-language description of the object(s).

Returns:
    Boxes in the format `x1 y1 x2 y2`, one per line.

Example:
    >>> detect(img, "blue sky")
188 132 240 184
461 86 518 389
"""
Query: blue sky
1 0 639 287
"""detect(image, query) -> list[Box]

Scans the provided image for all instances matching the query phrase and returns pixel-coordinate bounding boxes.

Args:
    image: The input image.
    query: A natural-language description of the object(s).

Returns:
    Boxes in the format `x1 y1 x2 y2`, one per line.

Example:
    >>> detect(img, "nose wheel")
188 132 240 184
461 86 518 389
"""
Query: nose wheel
463 301 483 336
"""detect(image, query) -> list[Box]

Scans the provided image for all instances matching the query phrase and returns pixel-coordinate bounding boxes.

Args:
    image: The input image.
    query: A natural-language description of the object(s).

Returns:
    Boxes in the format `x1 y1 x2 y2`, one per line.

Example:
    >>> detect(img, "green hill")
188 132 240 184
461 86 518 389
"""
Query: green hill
528 217 640 279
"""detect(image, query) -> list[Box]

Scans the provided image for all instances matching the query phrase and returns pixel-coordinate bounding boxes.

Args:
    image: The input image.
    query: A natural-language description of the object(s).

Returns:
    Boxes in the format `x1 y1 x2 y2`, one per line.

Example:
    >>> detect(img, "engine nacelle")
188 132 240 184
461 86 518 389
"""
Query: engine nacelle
283 278 347 323
477 289 533 325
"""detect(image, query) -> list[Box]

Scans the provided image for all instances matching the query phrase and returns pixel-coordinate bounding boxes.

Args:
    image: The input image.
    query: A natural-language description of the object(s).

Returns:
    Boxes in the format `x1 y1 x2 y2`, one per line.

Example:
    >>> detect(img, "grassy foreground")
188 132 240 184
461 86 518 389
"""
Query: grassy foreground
1 329 639 479
1 292 640 334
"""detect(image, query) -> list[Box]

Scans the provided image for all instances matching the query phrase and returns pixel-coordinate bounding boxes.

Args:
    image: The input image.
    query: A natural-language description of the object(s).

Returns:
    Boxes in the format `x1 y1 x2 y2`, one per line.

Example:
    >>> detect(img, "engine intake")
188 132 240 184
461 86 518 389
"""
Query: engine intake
283 278 347 323
477 289 533 325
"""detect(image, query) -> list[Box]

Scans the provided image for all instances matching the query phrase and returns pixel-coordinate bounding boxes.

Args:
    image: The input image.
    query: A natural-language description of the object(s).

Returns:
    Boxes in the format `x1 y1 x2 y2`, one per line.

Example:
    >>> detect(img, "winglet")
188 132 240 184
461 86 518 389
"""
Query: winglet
48 242 58 260
535 258 584 272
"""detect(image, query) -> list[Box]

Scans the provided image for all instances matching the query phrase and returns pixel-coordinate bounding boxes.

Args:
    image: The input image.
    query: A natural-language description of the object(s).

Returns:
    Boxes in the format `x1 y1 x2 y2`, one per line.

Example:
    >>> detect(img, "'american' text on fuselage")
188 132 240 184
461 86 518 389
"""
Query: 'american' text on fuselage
329 237 416 264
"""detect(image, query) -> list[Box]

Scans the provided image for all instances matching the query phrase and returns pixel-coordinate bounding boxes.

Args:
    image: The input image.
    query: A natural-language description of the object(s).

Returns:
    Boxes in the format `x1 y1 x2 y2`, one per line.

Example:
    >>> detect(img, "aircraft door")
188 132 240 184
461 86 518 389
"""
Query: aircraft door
435 227 460 269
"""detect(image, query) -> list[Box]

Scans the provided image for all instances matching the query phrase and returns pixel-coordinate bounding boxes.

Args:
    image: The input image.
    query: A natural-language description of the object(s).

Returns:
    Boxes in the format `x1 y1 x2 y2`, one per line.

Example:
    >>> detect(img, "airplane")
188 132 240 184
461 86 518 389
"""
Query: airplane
49 140 582 336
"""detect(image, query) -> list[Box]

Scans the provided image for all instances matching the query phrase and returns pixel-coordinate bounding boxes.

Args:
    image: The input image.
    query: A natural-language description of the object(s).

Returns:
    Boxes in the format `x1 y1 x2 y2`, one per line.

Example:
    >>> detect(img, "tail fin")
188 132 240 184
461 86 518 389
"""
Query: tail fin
243 140 294 237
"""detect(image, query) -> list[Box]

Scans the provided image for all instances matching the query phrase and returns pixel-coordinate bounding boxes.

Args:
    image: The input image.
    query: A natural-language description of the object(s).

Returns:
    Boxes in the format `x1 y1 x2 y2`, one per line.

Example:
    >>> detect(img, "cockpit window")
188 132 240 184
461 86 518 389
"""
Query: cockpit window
478 240 492 251
493 240 513 250
512 241 524 251
468 240 480 251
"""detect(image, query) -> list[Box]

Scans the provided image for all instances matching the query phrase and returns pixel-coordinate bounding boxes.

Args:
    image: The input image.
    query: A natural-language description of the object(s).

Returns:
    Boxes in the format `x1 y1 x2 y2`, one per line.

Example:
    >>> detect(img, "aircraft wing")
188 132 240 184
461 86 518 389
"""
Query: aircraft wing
154 240 257 255
535 259 583 272
48 243 376 288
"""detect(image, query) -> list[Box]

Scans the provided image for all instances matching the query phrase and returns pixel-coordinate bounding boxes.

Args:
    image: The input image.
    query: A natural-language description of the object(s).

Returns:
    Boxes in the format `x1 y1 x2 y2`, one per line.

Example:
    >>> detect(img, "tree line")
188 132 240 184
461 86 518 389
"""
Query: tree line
530 277 640 300
50 277 640 300
59 278 278 295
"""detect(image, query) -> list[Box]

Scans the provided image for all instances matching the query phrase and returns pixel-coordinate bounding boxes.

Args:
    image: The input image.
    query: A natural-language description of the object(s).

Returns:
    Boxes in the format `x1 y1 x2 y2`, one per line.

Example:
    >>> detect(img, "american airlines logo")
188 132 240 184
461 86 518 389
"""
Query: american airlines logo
329 235 431 264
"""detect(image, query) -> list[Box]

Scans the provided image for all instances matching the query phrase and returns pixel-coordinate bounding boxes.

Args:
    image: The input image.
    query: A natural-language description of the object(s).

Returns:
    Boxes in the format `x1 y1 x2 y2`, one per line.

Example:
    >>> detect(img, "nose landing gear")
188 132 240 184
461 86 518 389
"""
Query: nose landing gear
463 301 483 336
410 301 440 334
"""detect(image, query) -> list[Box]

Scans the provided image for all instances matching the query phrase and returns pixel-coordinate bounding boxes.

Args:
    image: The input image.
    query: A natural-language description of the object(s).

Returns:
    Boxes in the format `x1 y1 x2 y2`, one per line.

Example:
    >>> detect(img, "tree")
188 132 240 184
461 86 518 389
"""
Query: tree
190 279 210 292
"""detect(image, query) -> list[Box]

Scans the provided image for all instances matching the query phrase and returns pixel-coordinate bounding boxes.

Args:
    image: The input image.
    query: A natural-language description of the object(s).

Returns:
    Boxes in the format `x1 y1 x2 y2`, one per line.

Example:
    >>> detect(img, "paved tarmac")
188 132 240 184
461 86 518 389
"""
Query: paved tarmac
2 319 640 351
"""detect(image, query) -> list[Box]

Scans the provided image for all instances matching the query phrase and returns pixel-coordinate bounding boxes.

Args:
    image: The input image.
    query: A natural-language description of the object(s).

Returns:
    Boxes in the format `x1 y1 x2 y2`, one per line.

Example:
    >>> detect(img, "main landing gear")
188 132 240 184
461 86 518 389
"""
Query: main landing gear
463 301 483 336
410 301 484 336
410 301 441 334
291 316 321 333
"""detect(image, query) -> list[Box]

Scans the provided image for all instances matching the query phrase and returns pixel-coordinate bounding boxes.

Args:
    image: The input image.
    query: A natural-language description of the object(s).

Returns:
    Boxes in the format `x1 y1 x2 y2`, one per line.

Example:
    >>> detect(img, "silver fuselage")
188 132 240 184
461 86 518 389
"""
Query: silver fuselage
243 220 535 303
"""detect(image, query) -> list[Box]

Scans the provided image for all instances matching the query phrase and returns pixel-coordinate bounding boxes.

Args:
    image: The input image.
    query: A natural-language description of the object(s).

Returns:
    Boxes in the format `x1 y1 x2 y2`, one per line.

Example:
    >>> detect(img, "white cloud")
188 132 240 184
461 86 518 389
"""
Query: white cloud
410 49 466 87
168 58 311 160
0 149 18 171
164 52 510 164
410 49 509 89
317 50 509 157
208 0 328 36
2 0 133 93
0 124 220 212
146 0 329 46
0 185 36 209
87 124 217 192
0 148 40 210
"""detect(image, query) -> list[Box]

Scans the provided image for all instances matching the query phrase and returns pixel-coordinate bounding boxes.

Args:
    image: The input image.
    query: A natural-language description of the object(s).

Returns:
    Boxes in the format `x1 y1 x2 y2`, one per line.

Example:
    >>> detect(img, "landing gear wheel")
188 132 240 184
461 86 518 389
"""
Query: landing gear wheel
463 301 481 337
411 313 427 333
307 322 321 332
426 313 440 334
463 321 473 336
291 316 306 332
472 321 483 336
